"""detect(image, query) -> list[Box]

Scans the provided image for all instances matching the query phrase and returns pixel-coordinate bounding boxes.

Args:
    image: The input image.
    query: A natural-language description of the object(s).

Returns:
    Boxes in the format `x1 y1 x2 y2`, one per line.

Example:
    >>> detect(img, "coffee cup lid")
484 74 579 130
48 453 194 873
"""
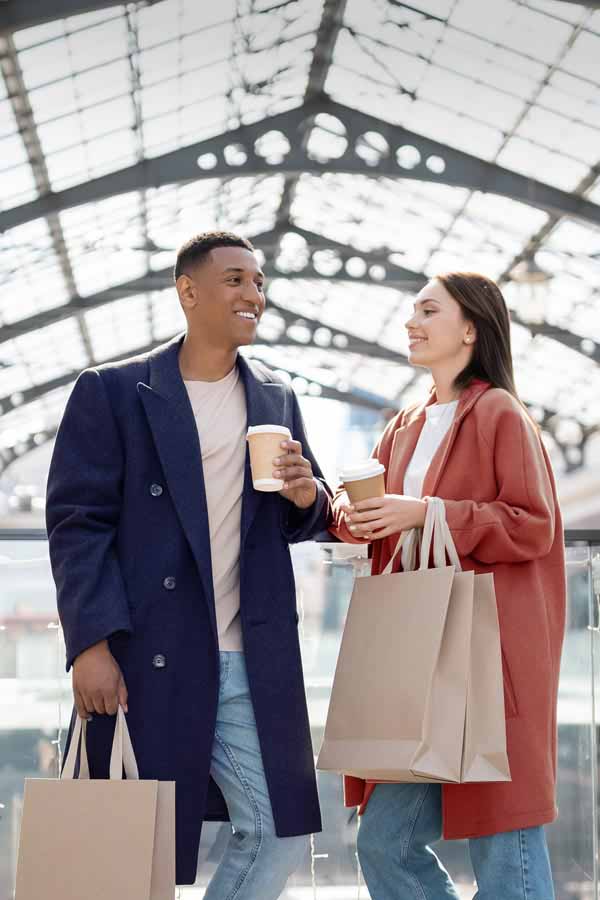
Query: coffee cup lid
339 460 385 482
247 424 292 438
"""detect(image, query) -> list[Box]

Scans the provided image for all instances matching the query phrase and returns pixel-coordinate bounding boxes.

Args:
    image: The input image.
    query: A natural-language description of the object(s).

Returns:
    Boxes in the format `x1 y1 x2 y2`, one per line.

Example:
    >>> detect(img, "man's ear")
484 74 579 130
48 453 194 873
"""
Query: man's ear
176 274 197 312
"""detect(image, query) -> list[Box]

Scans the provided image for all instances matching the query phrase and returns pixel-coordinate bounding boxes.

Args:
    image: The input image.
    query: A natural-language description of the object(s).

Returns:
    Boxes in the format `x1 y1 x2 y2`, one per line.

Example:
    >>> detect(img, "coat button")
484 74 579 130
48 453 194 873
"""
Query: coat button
152 654 167 669
163 576 176 590
150 483 163 497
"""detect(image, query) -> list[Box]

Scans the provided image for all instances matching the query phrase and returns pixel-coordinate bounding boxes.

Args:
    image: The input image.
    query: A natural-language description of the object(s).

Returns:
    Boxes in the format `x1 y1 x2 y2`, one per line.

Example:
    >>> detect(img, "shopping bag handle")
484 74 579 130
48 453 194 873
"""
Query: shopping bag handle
380 498 461 576
61 706 139 781
421 498 461 572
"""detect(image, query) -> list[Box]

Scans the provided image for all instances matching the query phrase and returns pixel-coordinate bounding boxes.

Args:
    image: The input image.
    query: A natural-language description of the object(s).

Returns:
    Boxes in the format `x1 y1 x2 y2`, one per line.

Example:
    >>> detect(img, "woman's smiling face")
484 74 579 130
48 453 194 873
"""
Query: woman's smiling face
405 278 476 369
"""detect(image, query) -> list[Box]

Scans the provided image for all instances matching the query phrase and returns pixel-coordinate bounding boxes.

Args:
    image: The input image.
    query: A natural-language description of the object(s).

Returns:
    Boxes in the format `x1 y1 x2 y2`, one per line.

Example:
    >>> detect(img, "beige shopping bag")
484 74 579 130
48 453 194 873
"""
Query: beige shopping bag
317 499 473 782
317 498 510 784
411 499 510 783
15 707 175 900
461 569 511 782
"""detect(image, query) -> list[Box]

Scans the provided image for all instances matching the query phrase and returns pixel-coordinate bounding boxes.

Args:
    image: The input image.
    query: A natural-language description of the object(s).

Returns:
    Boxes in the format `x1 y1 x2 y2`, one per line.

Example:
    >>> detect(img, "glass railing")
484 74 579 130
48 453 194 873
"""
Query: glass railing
1 530 599 899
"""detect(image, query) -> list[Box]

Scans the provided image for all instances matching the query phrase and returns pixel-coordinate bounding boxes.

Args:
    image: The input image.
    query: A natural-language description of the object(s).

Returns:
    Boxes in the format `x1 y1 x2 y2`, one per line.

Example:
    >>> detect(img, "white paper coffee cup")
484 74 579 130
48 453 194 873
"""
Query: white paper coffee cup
247 425 292 491
340 460 386 503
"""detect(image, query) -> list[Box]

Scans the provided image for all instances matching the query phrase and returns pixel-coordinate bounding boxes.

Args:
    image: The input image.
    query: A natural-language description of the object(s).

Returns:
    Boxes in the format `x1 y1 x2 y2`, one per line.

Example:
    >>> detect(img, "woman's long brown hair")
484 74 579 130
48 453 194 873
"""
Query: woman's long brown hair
436 272 520 400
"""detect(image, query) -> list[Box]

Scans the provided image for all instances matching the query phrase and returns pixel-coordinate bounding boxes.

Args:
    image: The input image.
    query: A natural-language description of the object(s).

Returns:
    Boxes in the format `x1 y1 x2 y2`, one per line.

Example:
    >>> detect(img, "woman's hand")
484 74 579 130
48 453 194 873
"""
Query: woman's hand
340 494 427 539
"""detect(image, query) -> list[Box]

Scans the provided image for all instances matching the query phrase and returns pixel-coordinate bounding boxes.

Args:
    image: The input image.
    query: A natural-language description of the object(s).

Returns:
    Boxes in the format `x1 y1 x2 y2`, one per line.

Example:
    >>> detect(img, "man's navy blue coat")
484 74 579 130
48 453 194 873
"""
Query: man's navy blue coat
45 334 332 884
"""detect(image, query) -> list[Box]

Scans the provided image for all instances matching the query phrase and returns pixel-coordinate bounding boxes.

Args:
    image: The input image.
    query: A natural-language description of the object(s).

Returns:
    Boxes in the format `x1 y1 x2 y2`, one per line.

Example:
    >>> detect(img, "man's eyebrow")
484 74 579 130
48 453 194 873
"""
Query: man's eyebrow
222 266 265 278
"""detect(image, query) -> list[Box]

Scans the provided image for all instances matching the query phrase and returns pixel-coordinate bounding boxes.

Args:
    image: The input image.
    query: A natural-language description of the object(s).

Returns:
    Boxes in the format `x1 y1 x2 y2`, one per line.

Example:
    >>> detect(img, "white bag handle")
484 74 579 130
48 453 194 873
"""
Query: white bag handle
426 497 462 572
380 497 461 576
61 707 139 781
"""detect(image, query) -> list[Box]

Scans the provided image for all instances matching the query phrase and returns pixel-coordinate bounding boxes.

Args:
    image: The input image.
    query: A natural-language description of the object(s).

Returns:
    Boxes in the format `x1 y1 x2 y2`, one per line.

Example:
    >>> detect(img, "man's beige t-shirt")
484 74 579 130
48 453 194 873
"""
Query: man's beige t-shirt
184 365 247 651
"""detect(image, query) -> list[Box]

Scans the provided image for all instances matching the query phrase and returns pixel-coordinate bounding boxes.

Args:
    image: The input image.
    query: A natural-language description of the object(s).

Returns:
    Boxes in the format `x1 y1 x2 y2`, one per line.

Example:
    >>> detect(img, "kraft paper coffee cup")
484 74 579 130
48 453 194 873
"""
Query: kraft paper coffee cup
247 425 292 491
340 460 386 503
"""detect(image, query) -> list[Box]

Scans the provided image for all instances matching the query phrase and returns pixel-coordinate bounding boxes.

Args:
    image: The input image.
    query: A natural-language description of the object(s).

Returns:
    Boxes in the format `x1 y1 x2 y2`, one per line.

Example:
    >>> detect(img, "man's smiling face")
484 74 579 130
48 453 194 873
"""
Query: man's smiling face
177 245 266 350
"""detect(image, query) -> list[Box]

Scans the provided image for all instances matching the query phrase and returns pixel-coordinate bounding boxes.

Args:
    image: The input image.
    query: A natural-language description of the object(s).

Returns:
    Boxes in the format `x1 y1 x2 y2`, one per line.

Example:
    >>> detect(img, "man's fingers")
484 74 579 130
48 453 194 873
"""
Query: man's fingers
274 453 307 468
105 695 119 716
281 439 302 453
276 466 311 480
74 690 91 720
118 678 128 713
91 693 108 715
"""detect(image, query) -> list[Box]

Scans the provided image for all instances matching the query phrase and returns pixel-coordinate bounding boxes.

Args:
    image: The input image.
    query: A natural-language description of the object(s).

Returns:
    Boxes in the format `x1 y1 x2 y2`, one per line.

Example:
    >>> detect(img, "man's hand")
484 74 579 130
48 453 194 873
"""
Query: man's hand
72 639 128 719
274 439 318 510
341 494 427 539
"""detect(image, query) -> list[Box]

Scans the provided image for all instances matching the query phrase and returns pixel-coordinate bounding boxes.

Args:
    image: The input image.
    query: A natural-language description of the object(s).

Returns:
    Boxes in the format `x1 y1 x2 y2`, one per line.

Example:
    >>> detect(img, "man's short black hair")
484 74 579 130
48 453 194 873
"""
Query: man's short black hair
174 231 255 281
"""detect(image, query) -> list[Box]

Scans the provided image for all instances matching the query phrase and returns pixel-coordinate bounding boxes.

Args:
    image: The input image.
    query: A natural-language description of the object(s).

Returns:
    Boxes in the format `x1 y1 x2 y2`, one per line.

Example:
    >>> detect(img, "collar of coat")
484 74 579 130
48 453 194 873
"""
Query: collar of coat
142 332 280 411
402 377 491 429
391 378 492 499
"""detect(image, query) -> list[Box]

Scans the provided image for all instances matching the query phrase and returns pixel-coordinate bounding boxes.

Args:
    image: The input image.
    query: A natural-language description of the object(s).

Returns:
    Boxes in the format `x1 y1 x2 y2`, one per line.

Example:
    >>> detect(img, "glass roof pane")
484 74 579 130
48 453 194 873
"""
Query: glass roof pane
85 295 153 362
0 220 70 325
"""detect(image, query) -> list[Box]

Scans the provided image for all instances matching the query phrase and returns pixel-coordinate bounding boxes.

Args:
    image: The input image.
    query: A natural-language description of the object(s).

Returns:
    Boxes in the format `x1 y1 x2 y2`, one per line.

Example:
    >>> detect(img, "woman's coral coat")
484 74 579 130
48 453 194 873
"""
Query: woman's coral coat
330 379 566 839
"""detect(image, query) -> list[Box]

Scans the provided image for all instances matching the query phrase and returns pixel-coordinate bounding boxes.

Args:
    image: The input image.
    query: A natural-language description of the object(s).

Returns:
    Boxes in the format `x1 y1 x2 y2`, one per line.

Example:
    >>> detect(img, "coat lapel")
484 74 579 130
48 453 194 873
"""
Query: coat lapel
237 355 289 545
137 334 218 639
387 415 425 494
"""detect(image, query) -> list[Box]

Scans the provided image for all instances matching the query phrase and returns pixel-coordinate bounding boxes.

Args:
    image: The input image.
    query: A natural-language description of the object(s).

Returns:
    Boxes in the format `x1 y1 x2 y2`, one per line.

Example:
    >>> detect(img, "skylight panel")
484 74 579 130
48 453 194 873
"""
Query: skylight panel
85 295 152 362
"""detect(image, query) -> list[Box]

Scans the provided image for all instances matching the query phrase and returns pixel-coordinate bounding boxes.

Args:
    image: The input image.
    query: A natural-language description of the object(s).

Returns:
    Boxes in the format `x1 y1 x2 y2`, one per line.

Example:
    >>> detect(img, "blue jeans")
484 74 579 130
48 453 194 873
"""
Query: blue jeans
203 652 308 899
357 783 555 900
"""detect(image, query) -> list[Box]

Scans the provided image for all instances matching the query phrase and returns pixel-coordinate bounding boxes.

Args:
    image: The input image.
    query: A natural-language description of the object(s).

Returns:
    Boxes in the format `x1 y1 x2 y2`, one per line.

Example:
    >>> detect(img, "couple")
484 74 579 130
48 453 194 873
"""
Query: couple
46 231 565 900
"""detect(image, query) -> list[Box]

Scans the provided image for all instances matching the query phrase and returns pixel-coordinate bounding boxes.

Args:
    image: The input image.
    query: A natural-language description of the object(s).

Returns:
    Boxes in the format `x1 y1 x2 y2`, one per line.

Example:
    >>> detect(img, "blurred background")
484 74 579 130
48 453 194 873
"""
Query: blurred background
1 0 600 897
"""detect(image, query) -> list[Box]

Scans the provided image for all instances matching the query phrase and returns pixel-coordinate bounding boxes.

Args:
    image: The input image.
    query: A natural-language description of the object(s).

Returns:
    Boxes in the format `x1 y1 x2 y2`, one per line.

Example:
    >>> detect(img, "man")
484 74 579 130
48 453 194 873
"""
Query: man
46 231 332 897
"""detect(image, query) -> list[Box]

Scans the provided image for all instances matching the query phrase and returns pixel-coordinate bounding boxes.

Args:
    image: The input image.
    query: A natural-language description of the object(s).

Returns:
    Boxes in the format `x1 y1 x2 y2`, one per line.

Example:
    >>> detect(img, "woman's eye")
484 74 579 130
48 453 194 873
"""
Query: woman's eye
423 308 435 316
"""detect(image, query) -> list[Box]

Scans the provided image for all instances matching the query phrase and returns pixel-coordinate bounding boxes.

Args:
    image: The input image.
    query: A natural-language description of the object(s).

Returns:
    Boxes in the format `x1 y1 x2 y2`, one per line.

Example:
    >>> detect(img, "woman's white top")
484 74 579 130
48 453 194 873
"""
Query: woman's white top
403 400 459 498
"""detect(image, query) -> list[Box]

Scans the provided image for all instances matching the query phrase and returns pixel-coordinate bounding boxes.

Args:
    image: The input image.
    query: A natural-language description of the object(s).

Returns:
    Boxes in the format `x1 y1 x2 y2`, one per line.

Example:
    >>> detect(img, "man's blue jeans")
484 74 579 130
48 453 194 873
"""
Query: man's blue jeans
357 783 555 900
203 652 308 899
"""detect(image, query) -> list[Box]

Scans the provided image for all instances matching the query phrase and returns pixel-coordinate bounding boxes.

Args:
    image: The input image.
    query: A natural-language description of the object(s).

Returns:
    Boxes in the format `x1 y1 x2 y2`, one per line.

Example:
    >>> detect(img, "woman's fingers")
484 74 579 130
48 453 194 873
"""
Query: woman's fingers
347 508 385 524
349 518 386 534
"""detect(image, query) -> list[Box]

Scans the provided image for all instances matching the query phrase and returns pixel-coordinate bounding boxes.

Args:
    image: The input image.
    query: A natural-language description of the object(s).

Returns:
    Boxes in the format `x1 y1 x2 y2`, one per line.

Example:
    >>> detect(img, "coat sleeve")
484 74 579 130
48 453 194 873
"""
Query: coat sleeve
46 369 133 671
280 389 333 543
439 406 556 564
329 412 401 544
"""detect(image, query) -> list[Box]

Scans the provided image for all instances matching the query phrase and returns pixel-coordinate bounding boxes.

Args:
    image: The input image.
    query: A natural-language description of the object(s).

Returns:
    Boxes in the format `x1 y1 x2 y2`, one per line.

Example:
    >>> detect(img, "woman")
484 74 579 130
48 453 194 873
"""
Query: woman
330 272 566 900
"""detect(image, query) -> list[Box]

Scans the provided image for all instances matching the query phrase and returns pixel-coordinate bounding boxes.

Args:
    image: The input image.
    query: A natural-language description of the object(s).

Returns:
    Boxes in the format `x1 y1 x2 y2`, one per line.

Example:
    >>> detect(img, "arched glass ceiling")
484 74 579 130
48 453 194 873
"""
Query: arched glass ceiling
1 0 600 474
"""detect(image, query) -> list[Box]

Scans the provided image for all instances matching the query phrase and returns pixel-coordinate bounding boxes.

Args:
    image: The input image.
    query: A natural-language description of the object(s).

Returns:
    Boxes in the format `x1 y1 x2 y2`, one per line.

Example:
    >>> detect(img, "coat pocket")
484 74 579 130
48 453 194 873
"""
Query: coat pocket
501 648 518 719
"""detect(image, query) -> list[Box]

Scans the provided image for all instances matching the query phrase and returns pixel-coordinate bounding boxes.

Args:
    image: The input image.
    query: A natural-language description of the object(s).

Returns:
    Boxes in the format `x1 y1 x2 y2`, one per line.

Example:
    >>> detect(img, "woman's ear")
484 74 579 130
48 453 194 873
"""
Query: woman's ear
464 324 477 345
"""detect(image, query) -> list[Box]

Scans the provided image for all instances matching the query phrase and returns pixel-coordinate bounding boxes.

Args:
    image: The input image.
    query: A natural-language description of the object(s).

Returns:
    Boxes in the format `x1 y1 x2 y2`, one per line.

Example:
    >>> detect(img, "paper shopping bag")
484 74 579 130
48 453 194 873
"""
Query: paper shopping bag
317 499 472 782
15 706 175 900
318 497 510 784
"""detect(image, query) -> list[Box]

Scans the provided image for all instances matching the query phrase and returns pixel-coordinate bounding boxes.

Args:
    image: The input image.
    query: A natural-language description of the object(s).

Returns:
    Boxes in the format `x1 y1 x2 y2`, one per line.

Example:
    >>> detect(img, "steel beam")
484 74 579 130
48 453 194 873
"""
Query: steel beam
4 97 600 232
1 342 589 473
0 222 426 346
0 332 392 422
554 0 600 6
0 306 406 416
0 425 57 474
1 226 598 366
0 0 163 34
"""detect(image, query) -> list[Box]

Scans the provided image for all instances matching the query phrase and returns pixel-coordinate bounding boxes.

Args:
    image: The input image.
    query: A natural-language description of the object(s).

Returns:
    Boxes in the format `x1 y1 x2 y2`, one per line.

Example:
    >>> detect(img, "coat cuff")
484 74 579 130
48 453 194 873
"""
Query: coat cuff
281 478 332 543
65 618 133 672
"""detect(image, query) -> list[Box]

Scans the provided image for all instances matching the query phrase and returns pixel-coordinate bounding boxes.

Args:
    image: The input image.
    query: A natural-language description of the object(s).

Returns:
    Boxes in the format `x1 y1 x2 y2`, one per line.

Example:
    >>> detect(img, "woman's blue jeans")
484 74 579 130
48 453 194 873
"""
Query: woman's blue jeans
357 783 555 900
